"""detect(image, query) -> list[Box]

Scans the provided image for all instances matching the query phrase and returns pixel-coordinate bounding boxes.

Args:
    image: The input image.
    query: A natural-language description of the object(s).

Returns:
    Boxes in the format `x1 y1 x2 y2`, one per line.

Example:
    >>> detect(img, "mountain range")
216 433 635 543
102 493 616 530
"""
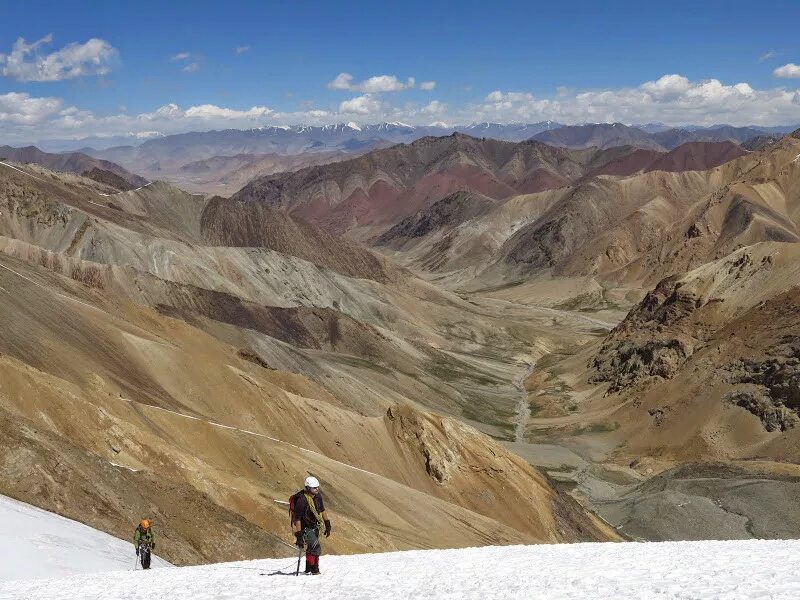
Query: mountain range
232 133 749 241
51 121 790 195
531 122 798 150
4 118 800 561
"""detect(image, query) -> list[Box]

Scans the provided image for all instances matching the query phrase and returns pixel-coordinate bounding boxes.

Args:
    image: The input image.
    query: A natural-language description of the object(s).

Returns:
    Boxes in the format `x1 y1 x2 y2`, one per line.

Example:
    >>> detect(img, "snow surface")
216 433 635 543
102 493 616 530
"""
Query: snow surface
0 495 170 583
3 539 799 599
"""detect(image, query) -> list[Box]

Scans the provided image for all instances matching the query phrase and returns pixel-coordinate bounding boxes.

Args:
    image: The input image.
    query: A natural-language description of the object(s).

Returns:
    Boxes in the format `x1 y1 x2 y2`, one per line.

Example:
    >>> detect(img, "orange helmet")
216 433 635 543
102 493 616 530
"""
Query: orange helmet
140 519 150 529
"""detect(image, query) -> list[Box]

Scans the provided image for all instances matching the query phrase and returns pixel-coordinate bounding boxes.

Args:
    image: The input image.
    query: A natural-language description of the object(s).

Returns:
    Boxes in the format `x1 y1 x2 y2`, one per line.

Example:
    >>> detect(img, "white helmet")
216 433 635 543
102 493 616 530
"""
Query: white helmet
305 476 320 489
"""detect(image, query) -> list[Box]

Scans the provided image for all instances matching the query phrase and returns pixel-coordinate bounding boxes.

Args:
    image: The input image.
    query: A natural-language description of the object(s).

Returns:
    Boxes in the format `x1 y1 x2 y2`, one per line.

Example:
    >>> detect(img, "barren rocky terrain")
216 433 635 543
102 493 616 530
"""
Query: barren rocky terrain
0 158 621 565
3 126 800 561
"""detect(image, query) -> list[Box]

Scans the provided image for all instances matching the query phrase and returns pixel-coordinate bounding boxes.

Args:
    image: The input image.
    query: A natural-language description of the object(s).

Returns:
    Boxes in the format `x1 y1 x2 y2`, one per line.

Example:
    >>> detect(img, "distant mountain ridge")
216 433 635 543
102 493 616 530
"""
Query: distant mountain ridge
80 122 565 174
0 145 147 190
42 122 564 154
532 123 798 150
27 121 797 196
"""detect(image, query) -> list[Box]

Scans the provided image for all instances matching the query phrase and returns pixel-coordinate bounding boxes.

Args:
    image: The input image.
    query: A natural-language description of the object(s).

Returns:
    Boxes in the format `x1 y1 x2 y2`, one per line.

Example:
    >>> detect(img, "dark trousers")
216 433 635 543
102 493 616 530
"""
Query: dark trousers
303 527 321 572
303 527 321 556
139 546 152 569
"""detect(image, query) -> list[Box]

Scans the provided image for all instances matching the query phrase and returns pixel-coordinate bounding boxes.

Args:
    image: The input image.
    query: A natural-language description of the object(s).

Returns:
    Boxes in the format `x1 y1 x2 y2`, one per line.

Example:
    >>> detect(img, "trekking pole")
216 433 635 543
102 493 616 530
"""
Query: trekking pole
133 548 139 571
295 545 303 576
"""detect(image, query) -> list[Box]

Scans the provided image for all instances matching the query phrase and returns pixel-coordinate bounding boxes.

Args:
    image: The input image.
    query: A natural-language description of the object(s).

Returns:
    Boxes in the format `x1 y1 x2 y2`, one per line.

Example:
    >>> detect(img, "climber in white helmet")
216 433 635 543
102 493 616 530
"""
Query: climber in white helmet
289 475 332 575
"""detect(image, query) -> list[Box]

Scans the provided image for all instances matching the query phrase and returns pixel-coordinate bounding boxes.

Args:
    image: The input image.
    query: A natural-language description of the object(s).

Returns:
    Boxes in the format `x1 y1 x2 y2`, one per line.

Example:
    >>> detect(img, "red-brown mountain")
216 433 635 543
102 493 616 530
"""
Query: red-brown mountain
590 142 748 177
231 133 755 248
230 134 646 239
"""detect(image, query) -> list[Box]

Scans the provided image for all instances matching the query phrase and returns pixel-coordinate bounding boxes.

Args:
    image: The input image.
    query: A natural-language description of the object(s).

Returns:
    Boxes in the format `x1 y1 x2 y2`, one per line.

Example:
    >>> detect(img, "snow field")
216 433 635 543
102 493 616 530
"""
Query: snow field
2 538 798 600
0 495 170 583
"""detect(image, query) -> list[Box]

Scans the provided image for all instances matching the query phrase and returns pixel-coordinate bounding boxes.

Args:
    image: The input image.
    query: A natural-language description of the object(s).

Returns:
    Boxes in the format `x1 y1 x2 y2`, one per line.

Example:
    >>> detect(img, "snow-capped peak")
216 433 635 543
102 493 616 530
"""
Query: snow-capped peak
345 121 362 131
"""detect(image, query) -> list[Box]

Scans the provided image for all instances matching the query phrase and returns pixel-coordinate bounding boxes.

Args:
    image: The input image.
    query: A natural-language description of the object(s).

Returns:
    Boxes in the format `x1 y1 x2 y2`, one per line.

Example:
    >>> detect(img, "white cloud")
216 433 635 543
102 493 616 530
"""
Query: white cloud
328 72 416 93
420 81 436 91
0 35 117 82
235 46 250 55
759 51 777 62
183 62 200 73
485 90 535 104
421 100 446 115
328 72 353 90
30 101 276 140
1 73 798 144
774 64 800 79
0 92 62 123
339 94 382 115
171 52 191 61
470 74 800 126
183 104 273 119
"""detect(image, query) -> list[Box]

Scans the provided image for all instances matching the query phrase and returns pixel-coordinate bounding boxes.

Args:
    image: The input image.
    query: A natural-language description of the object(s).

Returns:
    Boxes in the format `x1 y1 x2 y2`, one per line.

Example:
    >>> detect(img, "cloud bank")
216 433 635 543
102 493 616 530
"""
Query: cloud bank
1 73 798 143
0 35 117 82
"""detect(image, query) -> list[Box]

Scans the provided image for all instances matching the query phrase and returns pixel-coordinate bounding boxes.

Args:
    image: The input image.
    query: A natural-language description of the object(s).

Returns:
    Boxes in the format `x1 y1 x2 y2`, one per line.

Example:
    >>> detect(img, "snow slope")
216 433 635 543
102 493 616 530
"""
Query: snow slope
2 539 798 599
0 495 170 582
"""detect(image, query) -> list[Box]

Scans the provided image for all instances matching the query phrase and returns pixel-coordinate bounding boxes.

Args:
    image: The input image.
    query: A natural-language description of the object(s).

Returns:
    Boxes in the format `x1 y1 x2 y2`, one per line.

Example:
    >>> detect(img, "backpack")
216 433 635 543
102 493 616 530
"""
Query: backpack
288 490 323 528
288 490 303 527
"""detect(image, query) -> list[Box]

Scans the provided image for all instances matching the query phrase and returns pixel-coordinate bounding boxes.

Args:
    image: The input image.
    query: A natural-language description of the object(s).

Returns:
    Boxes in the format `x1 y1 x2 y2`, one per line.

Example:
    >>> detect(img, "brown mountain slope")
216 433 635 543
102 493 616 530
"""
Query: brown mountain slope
475 131 800 290
645 141 748 173
589 142 748 177
585 242 800 463
200 195 397 282
0 145 146 189
0 162 397 284
0 161 619 562
373 190 499 250
168 150 364 196
372 141 752 286
231 134 643 240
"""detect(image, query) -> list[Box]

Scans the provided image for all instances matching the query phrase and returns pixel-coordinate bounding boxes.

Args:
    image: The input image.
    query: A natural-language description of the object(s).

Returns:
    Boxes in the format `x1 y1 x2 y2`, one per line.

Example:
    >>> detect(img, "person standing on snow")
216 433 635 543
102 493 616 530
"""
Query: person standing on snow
291 476 332 575
134 519 156 570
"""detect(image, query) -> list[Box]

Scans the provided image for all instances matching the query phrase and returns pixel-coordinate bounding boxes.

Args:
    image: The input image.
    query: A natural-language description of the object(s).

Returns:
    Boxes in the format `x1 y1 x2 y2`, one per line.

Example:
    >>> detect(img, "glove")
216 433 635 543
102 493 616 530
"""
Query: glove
294 532 305 548
135 547 139 556
324 519 332 538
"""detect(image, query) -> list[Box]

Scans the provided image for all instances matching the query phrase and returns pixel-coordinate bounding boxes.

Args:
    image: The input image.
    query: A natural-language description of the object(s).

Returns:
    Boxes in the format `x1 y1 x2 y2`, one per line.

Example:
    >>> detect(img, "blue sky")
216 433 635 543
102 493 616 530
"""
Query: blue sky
1 0 799 142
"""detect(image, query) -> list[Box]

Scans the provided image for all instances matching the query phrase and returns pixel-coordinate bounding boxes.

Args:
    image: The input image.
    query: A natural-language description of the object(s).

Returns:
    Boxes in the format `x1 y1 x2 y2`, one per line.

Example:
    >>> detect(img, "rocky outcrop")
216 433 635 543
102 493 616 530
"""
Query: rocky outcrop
589 277 701 392
386 405 460 483
590 338 694 393
724 337 800 431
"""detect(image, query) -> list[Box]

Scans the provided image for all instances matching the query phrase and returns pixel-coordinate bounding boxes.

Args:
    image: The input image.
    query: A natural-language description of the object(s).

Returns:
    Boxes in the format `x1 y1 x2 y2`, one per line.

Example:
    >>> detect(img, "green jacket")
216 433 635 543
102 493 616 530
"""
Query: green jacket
134 526 155 548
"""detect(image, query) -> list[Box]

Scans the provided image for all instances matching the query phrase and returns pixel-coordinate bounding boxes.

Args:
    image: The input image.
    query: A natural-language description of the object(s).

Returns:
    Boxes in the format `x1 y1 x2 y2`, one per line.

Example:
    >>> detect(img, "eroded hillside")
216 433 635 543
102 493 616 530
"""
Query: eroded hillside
0 160 619 564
